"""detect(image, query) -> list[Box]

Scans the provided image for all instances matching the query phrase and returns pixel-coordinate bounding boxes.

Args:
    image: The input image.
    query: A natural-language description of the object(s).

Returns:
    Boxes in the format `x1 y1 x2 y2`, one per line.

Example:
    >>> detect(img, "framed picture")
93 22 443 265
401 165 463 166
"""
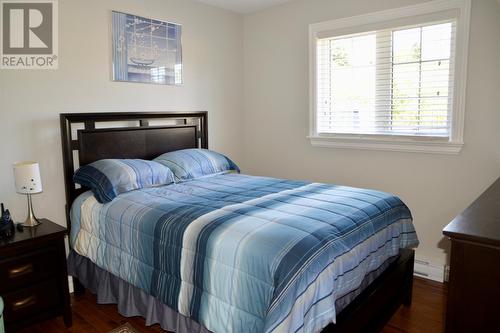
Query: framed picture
111 11 182 85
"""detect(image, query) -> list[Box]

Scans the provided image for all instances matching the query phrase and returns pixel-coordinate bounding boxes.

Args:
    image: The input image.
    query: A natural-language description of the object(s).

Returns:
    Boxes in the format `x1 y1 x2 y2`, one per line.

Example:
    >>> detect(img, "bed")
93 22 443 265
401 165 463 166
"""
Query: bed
60 112 418 333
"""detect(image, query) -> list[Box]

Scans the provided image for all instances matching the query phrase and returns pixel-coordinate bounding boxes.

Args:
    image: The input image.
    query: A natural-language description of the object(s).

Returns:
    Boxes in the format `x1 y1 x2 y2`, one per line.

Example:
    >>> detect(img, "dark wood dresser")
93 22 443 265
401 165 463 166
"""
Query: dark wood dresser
0 219 71 331
443 177 500 333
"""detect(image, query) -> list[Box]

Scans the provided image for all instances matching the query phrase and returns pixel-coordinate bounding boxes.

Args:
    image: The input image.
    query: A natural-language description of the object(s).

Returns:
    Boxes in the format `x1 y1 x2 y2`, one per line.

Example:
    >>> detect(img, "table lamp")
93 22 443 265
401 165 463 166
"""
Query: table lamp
13 161 42 227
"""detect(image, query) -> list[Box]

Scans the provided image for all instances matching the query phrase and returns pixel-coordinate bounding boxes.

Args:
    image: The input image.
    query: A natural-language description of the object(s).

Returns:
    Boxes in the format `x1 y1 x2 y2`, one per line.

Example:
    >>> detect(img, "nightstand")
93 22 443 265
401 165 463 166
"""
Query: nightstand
0 219 71 331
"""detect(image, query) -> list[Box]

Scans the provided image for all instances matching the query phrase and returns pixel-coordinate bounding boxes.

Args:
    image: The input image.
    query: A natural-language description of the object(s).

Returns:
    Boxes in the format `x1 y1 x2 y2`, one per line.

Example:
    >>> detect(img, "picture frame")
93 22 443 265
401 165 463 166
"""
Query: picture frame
111 11 182 85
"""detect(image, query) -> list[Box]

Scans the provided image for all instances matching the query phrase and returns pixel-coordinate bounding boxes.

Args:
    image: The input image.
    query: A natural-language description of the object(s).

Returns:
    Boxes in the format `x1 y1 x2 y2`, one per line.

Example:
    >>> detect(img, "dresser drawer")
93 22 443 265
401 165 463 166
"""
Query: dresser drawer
2 278 60 323
0 247 58 292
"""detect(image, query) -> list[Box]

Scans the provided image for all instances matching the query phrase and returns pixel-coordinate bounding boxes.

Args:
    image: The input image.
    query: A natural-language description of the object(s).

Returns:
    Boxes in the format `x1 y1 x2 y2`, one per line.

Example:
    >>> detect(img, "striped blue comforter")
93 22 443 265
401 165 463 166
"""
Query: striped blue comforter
70 173 418 333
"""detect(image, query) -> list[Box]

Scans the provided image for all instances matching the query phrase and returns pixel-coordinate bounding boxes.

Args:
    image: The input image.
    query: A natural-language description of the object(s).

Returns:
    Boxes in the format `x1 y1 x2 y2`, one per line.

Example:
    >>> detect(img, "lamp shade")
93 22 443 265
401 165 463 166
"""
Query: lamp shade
13 161 43 194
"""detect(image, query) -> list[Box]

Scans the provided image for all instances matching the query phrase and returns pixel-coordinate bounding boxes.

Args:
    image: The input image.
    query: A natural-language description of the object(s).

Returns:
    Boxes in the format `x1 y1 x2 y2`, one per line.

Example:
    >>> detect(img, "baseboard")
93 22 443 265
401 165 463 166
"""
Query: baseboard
413 258 445 282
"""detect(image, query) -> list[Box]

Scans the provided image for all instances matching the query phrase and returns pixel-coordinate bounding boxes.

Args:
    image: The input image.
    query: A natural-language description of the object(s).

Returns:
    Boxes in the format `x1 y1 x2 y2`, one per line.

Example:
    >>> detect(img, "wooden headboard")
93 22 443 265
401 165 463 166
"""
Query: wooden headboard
60 112 208 229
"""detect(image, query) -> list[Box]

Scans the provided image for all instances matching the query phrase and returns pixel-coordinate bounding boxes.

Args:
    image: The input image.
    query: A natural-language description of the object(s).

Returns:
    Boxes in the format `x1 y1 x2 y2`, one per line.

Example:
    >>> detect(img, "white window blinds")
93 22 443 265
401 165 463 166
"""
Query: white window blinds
316 20 456 137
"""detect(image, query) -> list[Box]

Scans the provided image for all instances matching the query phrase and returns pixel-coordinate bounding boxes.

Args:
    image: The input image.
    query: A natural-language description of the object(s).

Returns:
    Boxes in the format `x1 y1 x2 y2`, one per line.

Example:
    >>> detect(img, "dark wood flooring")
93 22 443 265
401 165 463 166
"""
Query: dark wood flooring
381 277 446 333
17 277 446 333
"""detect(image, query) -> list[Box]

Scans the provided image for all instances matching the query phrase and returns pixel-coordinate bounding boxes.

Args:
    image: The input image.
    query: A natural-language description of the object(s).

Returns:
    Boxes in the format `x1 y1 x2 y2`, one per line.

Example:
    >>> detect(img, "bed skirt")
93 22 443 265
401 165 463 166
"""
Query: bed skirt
68 250 399 333
67 251 212 333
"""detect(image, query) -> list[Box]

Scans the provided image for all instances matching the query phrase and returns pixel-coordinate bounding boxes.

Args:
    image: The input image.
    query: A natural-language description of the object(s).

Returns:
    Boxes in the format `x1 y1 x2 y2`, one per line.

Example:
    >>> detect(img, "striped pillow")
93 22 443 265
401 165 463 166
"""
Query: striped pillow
154 149 240 182
73 159 175 203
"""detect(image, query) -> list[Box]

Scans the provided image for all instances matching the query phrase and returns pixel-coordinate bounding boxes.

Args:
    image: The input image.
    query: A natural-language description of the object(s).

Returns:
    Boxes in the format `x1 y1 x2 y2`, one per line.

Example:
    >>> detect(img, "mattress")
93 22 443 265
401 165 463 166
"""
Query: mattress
70 173 418 333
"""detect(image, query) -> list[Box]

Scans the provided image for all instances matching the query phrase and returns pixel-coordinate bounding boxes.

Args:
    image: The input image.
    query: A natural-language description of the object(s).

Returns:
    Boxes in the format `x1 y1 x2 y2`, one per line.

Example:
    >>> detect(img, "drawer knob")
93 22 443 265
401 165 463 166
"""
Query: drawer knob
8 263 34 278
12 295 37 311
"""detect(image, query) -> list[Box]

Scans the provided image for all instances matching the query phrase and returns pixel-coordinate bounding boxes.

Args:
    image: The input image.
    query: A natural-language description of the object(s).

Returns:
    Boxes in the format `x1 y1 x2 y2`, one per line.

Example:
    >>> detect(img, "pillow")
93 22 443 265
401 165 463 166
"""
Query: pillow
154 148 240 182
73 159 175 203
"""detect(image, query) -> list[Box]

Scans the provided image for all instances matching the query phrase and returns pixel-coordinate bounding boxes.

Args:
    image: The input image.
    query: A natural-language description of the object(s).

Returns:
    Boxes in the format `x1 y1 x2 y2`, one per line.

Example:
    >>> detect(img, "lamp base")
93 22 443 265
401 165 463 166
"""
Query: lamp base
21 215 40 227
21 193 40 228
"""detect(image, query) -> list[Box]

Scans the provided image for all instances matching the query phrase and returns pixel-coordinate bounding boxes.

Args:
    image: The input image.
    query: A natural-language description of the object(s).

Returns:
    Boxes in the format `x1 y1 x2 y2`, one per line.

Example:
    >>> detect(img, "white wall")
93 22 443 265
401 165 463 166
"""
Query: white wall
1 0 498 273
0 0 244 224
243 0 500 268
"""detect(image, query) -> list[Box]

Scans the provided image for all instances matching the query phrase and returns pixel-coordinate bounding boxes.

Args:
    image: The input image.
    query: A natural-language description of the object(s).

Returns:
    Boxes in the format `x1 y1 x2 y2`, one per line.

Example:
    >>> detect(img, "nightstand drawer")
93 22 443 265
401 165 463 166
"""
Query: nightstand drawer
0 247 58 292
2 278 60 323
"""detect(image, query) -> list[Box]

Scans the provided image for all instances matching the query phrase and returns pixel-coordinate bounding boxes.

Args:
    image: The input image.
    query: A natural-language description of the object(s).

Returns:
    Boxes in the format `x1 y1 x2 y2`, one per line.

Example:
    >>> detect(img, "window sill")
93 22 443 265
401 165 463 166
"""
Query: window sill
308 134 463 154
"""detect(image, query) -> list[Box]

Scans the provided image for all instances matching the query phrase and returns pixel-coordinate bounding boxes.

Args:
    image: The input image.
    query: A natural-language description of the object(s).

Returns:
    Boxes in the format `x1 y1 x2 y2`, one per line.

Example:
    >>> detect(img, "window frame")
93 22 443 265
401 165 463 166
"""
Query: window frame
308 0 471 154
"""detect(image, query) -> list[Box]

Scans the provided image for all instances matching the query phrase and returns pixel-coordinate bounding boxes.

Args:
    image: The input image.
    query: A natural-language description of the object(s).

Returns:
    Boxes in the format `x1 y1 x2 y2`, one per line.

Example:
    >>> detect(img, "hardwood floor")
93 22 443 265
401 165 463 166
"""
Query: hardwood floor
17 277 445 333
381 277 446 333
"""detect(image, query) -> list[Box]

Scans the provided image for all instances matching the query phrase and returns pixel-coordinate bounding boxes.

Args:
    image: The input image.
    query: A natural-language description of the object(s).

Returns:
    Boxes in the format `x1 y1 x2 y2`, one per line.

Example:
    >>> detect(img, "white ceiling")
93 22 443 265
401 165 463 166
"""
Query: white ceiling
196 0 295 13
198 0 500 14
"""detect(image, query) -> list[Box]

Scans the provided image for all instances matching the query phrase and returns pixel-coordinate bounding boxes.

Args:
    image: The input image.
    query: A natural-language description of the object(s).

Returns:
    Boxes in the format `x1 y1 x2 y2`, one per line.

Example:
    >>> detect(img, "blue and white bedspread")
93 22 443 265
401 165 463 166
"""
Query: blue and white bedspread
70 173 418 333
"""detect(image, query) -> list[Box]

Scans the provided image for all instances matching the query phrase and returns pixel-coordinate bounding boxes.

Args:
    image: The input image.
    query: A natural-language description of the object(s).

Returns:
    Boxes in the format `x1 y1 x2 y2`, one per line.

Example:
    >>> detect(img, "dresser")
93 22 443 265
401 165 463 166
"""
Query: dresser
0 219 71 331
443 177 500 333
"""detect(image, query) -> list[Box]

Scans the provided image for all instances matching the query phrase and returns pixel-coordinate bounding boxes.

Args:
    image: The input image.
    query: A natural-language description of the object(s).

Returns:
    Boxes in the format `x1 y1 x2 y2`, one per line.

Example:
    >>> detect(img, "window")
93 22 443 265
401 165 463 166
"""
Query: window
309 0 470 154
